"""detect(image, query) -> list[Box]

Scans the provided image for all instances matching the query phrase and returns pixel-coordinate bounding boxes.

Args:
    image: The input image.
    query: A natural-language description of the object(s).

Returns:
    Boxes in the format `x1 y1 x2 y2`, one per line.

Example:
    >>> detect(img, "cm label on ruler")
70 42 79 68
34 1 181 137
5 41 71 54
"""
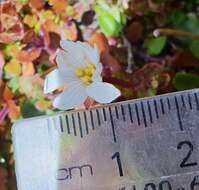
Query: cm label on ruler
12 89 199 190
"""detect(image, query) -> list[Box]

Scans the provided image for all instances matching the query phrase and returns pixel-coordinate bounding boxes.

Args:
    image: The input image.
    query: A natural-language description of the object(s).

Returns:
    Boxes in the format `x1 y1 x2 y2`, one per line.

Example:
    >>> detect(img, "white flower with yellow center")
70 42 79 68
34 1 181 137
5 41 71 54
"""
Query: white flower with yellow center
44 40 121 110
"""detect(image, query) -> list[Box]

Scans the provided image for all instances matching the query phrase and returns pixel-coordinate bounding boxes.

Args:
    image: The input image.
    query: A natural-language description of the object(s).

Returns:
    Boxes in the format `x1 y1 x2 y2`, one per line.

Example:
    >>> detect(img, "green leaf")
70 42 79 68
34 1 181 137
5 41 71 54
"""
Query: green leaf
98 14 121 37
190 40 199 59
170 12 199 34
21 99 45 118
145 37 167 56
174 73 199 91
95 1 126 37
8 76 20 95
169 10 187 28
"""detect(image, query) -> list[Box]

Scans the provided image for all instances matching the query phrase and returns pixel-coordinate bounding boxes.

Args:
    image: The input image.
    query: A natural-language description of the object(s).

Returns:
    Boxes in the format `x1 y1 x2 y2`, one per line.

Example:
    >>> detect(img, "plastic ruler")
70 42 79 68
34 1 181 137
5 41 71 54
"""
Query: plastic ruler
12 89 199 190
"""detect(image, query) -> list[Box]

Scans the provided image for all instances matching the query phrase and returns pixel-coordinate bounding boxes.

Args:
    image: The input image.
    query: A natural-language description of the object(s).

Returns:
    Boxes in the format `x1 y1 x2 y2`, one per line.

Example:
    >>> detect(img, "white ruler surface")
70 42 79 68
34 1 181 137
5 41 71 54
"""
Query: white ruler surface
12 89 199 190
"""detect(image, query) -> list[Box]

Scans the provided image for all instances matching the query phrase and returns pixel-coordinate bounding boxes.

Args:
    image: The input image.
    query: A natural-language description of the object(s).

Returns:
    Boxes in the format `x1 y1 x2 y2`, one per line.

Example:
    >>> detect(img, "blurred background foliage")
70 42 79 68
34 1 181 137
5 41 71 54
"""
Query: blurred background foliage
1 0 199 189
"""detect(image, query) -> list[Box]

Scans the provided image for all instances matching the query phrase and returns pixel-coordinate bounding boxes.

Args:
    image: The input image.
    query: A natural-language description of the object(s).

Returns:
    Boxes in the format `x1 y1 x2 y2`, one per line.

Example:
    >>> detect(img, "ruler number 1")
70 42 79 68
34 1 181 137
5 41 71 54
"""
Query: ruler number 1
112 152 124 176
177 141 198 168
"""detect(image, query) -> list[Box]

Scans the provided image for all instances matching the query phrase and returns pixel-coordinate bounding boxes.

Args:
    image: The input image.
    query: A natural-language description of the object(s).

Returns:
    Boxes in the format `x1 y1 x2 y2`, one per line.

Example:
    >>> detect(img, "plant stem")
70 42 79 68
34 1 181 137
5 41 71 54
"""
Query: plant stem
153 28 199 40
122 34 136 73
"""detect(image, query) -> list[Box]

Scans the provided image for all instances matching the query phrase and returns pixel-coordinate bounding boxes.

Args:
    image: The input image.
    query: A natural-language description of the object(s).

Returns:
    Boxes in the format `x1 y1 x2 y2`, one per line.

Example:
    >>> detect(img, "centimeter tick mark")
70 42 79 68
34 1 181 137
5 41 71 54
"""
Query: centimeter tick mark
147 101 153 123
77 112 83 138
188 94 192 110
115 106 119 119
108 107 117 143
153 99 159 119
194 93 199 110
83 112 89 134
174 96 183 131
59 116 64 132
135 103 140 126
89 110 95 130
65 114 70 134
180 95 185 108
141 101 147 127
71 113 77 136
121 104 126 121
160 98 165 114
128 104 133 123
102 107 107 121
167 97 171 110
96 109 101 126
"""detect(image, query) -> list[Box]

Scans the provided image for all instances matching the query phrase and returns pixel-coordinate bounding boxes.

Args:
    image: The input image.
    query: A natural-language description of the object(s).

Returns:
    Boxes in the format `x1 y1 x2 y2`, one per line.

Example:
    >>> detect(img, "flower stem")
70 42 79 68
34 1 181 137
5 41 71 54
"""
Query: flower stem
153 28 199 40
122 34 136 73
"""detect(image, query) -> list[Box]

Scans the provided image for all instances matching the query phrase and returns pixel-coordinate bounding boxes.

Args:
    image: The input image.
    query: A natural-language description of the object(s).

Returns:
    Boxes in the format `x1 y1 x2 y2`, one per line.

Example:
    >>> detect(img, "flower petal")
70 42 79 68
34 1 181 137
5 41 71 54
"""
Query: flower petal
44 69 66 94
56 49 85 70
53 83 87 110
60 40 86 65
86 82 121 103
77 41 100 64
60 40 100 67
92 62 103 82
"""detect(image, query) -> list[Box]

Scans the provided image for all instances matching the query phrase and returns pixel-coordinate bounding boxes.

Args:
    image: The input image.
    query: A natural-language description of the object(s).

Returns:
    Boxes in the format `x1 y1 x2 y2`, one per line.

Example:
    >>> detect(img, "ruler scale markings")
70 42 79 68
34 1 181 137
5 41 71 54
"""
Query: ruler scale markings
59 116 64 132
180 94 186 108
141 101 147 127
128 104 133 123
102 107 107 121
71 113 77 136
194 93 199 110
147 101 153 123
153 99 159 119
77 112 83 138
83 111 89 134
188 93 193 110
121 104 126 121
160 98 165 114
135 103 141 126
89 110 95 130
14 89 199 190
174 96 183 131
96 109 101 126
65 114 70 134
108 107 117 143
115 105 119 119
167 97 171 110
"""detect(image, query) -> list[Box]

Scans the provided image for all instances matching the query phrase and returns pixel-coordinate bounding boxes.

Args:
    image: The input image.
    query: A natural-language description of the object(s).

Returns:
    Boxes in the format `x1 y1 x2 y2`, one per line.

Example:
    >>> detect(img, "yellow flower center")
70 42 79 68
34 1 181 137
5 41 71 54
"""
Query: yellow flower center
75 63 96 85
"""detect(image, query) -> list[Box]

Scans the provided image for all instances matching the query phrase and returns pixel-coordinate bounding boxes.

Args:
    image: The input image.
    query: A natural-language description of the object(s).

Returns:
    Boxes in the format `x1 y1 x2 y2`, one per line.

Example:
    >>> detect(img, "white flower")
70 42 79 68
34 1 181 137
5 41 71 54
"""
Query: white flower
44 40 121 110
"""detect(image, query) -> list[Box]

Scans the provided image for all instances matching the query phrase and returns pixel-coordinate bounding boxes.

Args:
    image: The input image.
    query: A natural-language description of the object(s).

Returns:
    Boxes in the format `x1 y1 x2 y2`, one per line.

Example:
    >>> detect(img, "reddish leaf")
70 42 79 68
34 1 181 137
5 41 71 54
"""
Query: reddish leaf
0 51 5 79
17 49 41 63
0 106 9 125
41 26 51 47
125 22 144 43
48 0 68 14
89 33 109 54
101 52 122 73
22 62 35 76
168 50 199 69
29 0 45 10
22 29 36 44
62 21 78 41
83 97 96 109
0 167 7 190
0 32 24 44
7 100 20 121
3 86 13 101
1 1 16 16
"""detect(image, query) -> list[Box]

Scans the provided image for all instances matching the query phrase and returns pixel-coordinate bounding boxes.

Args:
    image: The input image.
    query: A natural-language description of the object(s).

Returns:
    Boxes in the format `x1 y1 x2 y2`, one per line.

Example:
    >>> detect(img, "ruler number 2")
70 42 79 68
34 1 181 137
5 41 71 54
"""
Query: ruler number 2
112 152 124 176
177 141 198 168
